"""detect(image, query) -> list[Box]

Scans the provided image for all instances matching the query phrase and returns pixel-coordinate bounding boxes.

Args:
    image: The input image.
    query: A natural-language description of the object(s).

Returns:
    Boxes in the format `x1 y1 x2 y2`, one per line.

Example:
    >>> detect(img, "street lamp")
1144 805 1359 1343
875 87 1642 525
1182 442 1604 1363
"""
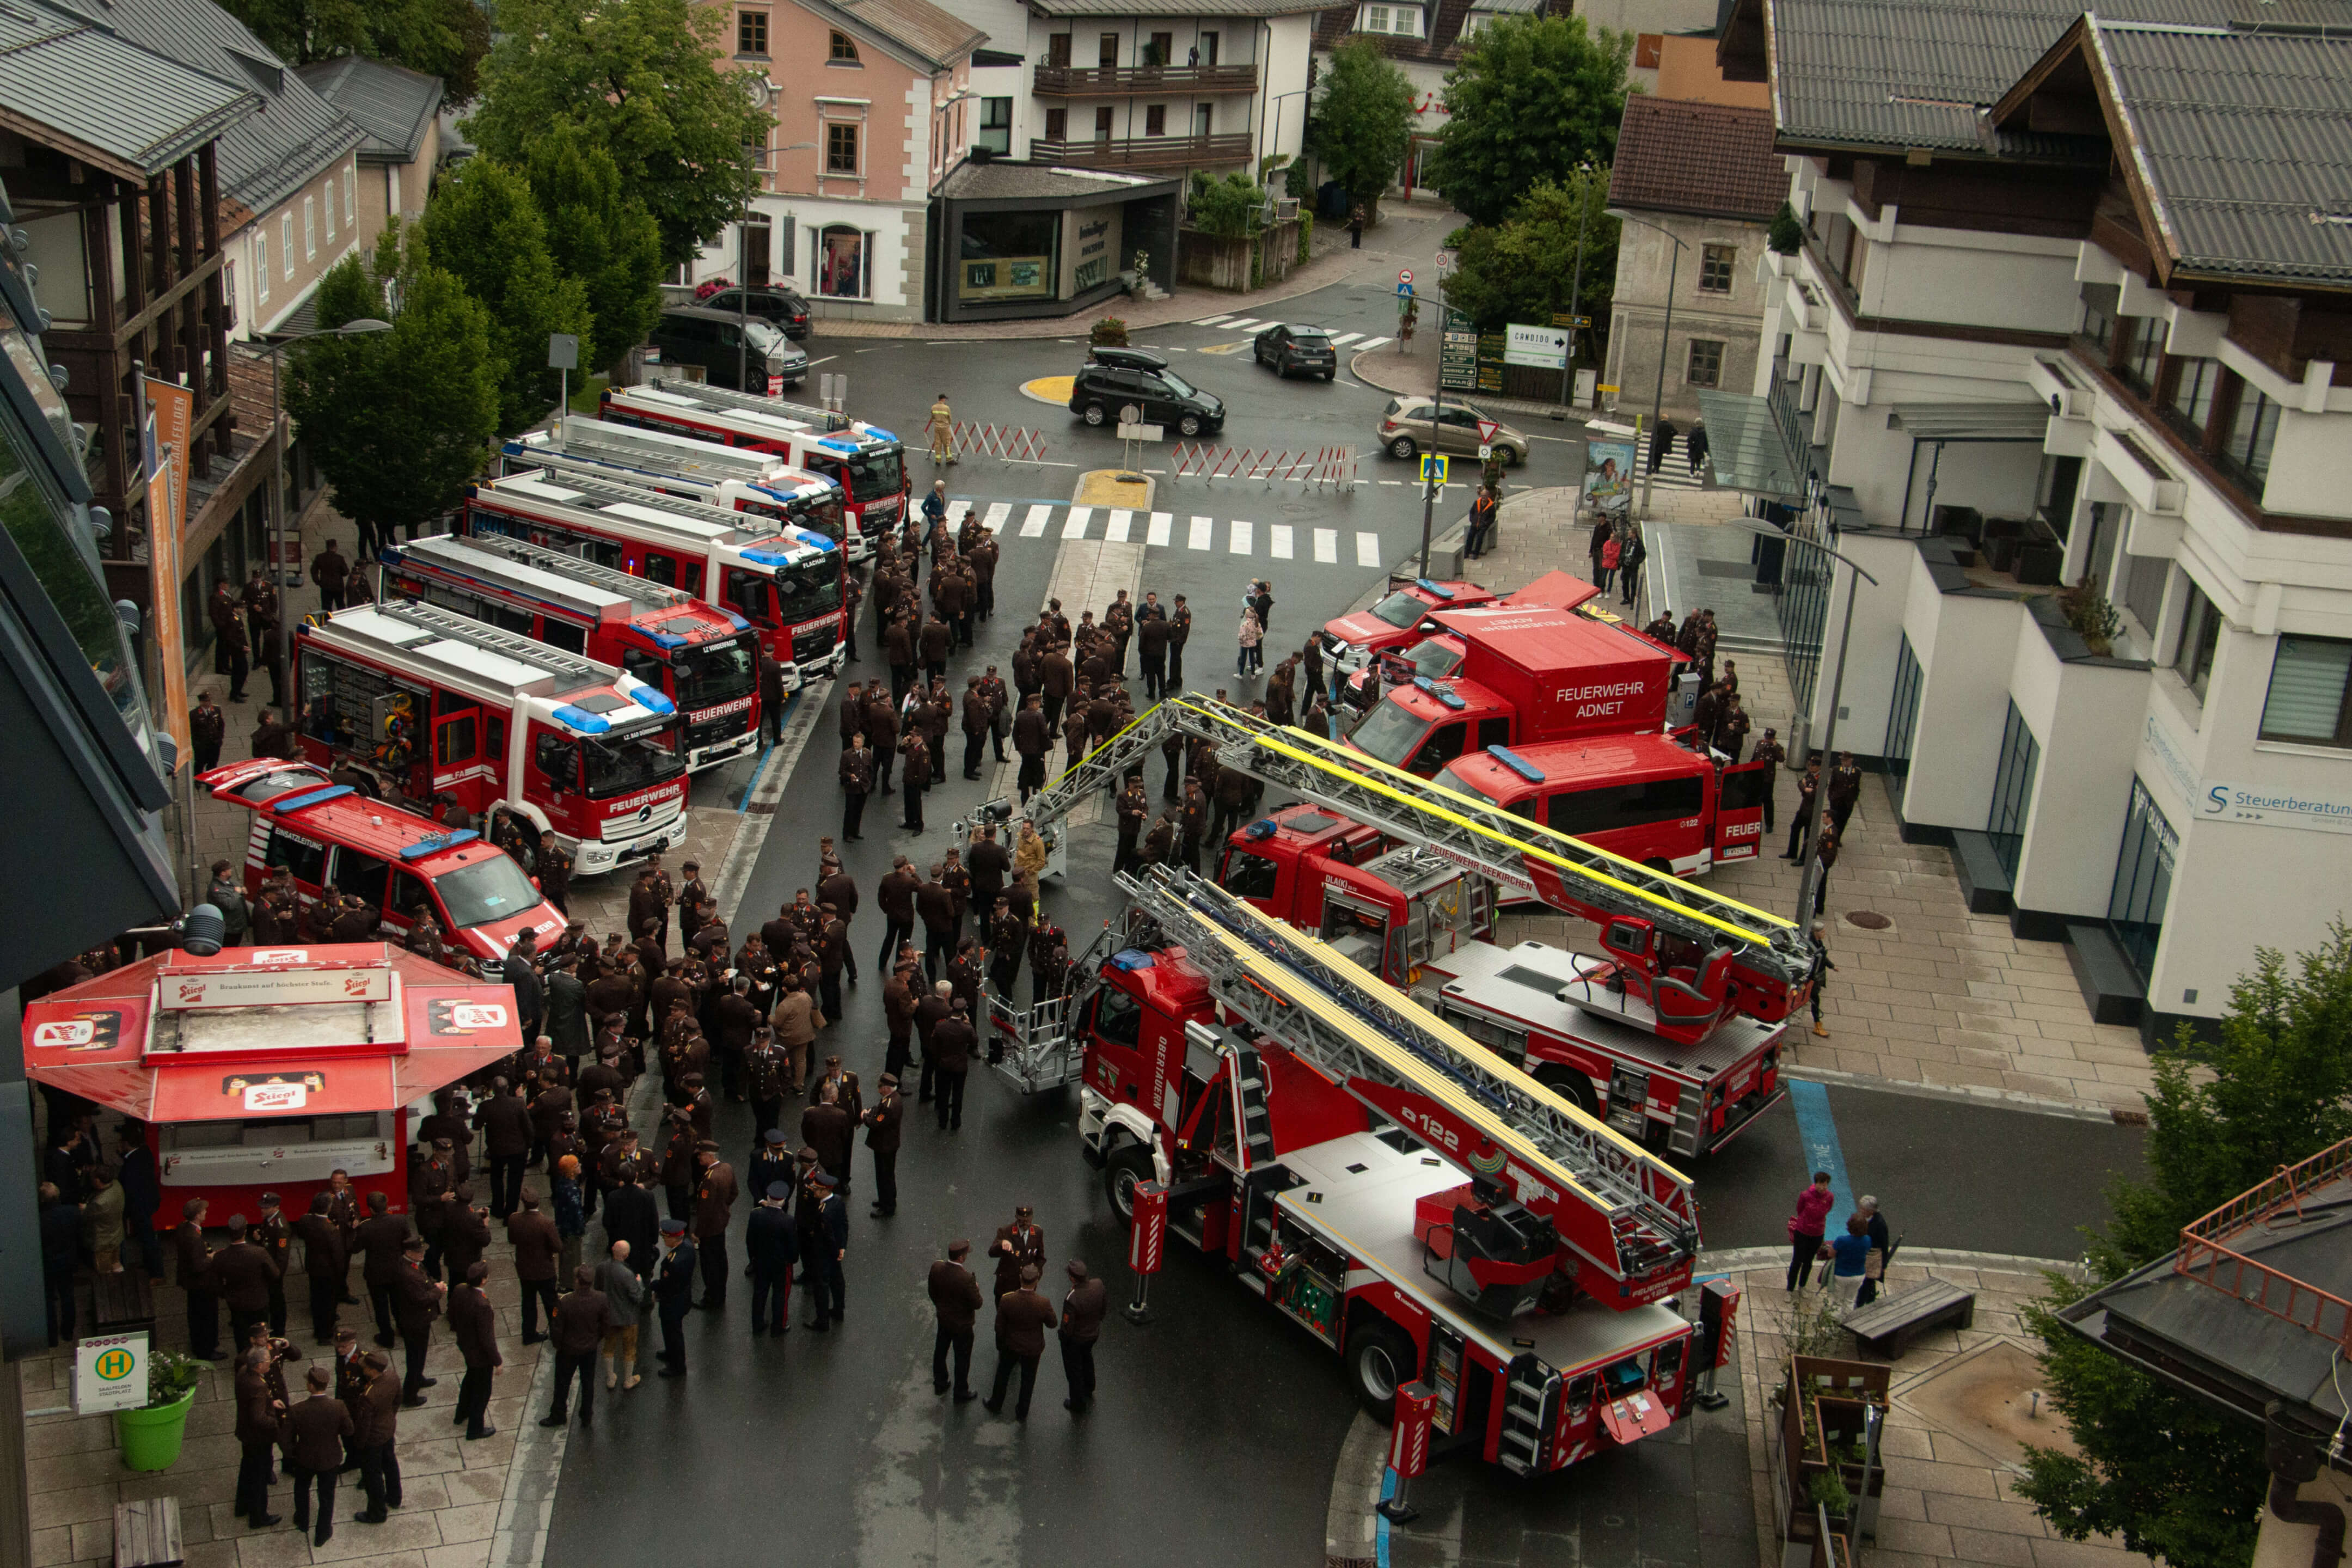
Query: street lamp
258 317 390 681
1605 207 1687 520
1719 517 1879 927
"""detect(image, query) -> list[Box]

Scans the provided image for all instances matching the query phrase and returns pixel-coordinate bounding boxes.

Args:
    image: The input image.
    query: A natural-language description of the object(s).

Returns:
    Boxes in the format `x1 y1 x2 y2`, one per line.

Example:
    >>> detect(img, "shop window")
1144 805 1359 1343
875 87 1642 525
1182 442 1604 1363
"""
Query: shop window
1985 701 2039 881
817 225 869 298
1686 339 1724 389
1699 244 1735 293
978 97 1013 155
2105 777 2176 983
2222 383 2281 488
958 210 1057 303
1145 104 1167 136
829 29 859 60
825 122 859 175
2173 579 2221 702
2261 635 2352 748
738 10 768 53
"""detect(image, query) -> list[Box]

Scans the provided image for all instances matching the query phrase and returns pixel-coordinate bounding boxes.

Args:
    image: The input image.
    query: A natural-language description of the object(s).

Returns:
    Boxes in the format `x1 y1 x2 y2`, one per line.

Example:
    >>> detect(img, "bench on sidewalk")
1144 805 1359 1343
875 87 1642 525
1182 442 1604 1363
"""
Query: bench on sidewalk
114 1497 183 1567
91 1270 155 1331
1842 1277 1974 1358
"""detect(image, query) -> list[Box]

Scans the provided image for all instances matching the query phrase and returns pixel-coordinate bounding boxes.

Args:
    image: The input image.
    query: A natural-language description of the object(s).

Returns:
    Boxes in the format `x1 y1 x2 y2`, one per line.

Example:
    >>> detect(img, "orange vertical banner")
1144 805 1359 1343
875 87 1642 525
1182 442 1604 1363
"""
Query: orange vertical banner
144 376 194 765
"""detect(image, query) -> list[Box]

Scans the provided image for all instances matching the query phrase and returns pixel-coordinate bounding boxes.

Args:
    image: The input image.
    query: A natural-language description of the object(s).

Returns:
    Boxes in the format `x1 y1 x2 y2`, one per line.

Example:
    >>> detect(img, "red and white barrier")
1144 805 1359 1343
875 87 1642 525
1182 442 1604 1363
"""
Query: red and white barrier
952 422 1050 463
1170 443 1358 491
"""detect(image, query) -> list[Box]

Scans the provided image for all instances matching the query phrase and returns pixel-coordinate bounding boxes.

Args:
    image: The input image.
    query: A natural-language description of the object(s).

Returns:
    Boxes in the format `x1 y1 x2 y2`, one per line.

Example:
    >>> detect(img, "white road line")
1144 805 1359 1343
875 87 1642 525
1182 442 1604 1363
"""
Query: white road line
1355 532 1381 568
1270 523 1294 560
1229 518 1253 555
1106 509 1132 543
1224 318 1263 332
982 501 1011 532
1192 315 1235 326
1325 332 1363 348
1357 336 1393 352
1020 504 1052 538
1188 515 1213 551
1062 506 1092 540
1147 511 1172 547
1314 528 1338 564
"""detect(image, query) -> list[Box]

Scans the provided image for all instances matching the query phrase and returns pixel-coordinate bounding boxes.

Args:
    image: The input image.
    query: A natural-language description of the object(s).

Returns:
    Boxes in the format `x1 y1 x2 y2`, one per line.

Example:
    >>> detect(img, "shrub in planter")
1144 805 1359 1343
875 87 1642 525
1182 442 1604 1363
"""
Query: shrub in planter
1090 317 1130 348
116 1349 206 1472
1769 201 1804 255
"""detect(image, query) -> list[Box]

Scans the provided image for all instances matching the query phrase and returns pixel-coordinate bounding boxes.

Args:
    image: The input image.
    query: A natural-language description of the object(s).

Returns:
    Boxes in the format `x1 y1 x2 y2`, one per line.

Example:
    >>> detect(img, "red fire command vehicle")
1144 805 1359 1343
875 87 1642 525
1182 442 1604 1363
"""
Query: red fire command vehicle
1337 571 1605 715
1432 736 1771 881
504 419 864 563
382 532 763 772
1413 940 1788 1159
1318 575 1499 673
465 469 845 689
201 759 568 961
293 600 689 877
23 946 523 1223
1347 604 1682 775
601 378 910 546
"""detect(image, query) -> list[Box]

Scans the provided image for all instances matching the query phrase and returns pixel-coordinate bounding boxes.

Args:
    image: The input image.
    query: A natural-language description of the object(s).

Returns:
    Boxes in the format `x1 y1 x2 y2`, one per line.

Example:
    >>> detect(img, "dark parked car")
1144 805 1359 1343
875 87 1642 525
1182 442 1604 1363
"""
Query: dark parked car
1068 346 1224 439
648 307 807 392
1253 324 1337 381
701 285 813 341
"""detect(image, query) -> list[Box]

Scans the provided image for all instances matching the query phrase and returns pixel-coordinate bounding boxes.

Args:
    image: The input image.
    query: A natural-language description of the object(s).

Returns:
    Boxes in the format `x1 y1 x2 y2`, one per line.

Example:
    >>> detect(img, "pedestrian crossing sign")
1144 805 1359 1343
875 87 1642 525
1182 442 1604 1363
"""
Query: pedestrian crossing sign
1419 455 1449 485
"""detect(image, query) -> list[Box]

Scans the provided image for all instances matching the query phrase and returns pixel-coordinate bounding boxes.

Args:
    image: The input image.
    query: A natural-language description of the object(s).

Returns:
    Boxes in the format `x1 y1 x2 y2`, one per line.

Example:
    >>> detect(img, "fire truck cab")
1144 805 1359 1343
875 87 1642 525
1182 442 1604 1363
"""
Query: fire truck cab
1434 736 1772 882
1413 940 1787 1158
1318 575 1499 673
293 601 690 876
1212 804 1493 983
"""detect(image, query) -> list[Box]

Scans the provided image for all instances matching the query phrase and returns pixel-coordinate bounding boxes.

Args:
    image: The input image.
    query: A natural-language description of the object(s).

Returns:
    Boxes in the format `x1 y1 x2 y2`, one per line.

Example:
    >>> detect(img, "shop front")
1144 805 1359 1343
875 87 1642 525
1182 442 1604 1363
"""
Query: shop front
928 159 1180 323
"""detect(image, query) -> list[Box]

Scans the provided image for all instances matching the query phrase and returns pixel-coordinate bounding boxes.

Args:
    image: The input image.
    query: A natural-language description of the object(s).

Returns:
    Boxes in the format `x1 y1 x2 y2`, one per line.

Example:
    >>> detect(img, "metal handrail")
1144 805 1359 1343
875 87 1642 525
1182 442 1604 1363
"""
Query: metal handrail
2172 1135 2352 1350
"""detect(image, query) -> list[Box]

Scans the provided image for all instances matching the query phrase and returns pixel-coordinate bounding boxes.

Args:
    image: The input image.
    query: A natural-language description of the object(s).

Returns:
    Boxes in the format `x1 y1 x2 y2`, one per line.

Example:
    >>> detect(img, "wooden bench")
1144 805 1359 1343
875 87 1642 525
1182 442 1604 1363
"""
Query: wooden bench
90 1271 156 1332
114 1498 183 1567
1842 1278 1975 1358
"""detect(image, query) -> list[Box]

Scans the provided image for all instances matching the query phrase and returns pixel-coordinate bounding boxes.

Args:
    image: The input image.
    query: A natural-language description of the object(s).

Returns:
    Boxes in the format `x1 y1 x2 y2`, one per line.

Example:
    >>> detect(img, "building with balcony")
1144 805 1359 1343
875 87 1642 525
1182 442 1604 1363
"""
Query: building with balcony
1713 0 2352 1045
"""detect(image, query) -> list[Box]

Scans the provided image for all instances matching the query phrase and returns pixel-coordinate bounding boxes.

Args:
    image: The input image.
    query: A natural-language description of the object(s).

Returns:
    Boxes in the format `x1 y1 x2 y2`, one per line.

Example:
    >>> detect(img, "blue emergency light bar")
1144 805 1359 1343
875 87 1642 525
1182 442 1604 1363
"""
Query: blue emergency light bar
551 705 612 734
400 829 482 860
1415 578 1456 599
1413 677 1467 710
630 688 677 716
1486 745 1545 783
273 786 354 813
1107 949 1157 972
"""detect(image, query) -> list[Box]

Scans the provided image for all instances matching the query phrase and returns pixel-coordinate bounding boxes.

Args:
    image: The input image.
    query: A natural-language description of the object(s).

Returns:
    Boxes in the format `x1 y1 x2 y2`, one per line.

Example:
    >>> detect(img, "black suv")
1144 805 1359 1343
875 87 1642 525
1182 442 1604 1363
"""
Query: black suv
1253 323 1337 380
700 285 813 341
1069 346 1225 438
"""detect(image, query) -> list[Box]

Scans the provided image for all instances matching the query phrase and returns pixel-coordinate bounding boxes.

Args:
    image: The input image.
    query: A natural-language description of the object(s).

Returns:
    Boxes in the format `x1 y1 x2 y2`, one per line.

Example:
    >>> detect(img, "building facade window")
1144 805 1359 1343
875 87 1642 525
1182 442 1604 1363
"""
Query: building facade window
2105 777 2176 984
1699 243 1735 293
829 29 858 60
2168 354 2219 432
2260 635 2352 748
2223 383 2281 487
1884 632 1923 789
1358 3 1419 31
281 215 295 277
1093 106 1113 139
738 10 768 53
1686 338 1724 389
2078 283 2118 354
978 96 1013 155
2121 316 2163 390
1985 700 2040 882
816 225 868 298
343 167 354 226
2173 578 2222 701
255 234 270 301
304 195 316 259
1144 104 1166 136
825 122 859 175
323 179 335 241
1043 107 1068 141
1047 32 1070 65
2121 549 2167 639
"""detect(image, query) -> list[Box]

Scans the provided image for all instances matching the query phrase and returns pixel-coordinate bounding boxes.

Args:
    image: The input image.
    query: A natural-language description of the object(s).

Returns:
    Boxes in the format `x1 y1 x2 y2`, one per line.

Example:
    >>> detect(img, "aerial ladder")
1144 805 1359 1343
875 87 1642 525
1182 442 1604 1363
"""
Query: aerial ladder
981 695 1815 1048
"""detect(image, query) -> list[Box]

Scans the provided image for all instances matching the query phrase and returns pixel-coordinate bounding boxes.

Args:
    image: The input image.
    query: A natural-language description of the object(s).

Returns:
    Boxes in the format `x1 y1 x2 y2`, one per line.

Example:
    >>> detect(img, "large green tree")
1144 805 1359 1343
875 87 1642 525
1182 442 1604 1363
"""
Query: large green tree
219 0 488 102
1438 172 1618 344
2016 924 2352 1568
418 158 594 433
462 0 768 269
525 128 665 373
1426 14 1631 229
1310 39 1417 210
287 223 498 540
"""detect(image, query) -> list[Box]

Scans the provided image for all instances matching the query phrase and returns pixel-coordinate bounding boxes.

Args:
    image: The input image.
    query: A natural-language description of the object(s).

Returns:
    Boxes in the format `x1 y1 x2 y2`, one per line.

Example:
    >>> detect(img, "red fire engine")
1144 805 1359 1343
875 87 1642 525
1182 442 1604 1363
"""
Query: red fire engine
1434 735 1772 883
1317 575 1499 674
23 946 523 1222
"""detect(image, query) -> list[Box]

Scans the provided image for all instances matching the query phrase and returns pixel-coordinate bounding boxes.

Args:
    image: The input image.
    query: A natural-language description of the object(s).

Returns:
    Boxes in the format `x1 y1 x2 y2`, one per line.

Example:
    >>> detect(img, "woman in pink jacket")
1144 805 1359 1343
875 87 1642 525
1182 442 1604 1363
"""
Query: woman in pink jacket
1786 1171 1836 1291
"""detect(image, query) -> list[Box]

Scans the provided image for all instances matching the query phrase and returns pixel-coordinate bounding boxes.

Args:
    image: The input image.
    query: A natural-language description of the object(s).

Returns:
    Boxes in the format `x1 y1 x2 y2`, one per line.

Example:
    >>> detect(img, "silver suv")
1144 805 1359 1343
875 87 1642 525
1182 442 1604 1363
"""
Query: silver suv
1375 396 1528 465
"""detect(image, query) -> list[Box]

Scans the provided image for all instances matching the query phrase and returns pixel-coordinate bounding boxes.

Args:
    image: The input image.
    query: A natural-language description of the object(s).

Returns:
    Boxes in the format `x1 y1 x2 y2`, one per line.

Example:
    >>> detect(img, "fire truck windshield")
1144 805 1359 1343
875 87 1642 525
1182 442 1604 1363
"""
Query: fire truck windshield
582 731 685 798
1350 700 1428 768
1369 590 1432 629
774 553 844 624
840 448 904 503
672 638 757 710
792 491 848 548
1430 763 1502 808
1395 638 1464 679
434 853 543 929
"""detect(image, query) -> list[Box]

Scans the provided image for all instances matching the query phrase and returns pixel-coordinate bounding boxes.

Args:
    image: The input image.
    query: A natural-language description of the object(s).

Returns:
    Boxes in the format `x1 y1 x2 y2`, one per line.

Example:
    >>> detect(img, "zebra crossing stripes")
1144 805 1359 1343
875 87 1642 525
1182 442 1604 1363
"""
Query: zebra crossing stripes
1062 506 1092 539
981 501 1012 532
1355 336 1394 352
1189 515 1213 550
1269 523 1294 560
1019 503 1051 537
1106 509 1132 543
1355 532 1381 567
1314 528 1338 564
1147 511 1173 546
938 500 1383 569
1229 519 1253 555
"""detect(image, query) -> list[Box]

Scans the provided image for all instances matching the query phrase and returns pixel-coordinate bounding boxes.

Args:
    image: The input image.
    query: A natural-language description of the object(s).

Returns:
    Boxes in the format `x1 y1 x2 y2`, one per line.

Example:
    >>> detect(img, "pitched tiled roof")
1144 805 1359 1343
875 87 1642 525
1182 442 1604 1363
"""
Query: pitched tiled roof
815 0 987 64
297 56 443 163
1607 96 1784 223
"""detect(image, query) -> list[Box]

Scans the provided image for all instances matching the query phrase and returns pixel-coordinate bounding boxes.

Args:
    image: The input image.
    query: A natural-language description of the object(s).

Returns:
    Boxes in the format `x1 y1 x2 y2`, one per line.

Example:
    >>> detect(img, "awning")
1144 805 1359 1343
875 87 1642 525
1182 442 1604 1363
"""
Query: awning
1886 402 2053 442
1693 390 1810 499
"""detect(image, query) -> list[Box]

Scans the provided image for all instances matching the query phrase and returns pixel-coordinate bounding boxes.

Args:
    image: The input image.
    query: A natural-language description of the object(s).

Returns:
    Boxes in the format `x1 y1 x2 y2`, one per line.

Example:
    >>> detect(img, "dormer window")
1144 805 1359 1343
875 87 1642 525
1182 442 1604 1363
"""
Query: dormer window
1358 3 1422 35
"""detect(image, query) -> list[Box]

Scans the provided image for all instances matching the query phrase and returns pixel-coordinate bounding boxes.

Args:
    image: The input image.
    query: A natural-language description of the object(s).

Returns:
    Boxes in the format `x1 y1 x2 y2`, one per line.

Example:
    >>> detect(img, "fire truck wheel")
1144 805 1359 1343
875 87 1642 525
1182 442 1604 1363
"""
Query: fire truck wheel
1348 1320 1418 1422
1533 1064 1599 1119
1104 1144 1155 1225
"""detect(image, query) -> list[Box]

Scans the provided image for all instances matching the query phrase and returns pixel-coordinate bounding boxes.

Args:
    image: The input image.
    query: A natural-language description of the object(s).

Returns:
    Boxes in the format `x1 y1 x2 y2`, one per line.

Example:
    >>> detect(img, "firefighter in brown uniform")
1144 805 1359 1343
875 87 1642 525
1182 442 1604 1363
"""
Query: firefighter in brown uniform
801 1080 855 1197
929 1239 983 1399
447 1260 501 1439
863 1073 903 1217
254 1190 295 1338
1058 1259 1108 1412
691 1143 738 1309
234 1346 285 1524
390 1234 445 1405
352 1349 403 1521
292 1192 346 1346
991 1205 1046 1300
984 1264 1055 1420
214 1215 282 1350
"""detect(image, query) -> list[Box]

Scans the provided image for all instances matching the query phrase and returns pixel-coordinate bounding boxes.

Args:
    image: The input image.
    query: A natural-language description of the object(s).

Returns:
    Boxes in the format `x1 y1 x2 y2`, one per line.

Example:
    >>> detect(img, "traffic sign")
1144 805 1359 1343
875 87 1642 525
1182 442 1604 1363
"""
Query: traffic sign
1400 268 1413 285
1419 454 1449 485
1552 314 1592 329
1477 418 1500 444
76 1330 149 1414
1478 444 1493 460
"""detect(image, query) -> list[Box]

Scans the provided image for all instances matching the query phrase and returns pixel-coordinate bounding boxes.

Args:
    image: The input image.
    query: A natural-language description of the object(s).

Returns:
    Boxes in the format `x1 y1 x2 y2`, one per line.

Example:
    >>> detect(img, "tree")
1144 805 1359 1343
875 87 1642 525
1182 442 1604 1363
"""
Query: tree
463 0 769 269
418 158 594 433
1310 39 1417 211
2014 925 2352 1568
217 0 488 101
1437 172 1618 341
287 223 498 542
1187 170 1267 239
526 128 664 373
1426 14 1631 229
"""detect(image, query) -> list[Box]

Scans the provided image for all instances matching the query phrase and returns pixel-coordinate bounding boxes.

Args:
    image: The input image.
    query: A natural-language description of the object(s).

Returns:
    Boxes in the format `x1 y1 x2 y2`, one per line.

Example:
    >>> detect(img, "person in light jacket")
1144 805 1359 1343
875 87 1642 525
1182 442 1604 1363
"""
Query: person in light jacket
1235 608 1263 679
592 1239 648 1391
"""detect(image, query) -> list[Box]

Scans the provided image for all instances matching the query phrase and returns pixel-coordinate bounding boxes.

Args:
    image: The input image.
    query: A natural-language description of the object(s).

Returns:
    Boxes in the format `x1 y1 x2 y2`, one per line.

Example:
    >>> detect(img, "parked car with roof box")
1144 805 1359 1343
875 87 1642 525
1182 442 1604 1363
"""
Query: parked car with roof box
1070 346 1224 438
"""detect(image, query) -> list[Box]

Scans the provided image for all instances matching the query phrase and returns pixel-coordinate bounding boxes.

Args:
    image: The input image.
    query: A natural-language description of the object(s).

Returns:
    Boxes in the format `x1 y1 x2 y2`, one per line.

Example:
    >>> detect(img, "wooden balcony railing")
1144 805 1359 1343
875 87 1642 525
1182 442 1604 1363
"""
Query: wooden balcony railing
1029 132 1252 172
1033 62 1259 96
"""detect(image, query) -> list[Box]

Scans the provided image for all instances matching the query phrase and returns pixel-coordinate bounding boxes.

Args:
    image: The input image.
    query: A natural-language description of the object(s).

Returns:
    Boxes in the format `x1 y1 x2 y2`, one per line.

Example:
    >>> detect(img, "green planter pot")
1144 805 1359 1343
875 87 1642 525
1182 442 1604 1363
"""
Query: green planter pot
115 1391 195 1472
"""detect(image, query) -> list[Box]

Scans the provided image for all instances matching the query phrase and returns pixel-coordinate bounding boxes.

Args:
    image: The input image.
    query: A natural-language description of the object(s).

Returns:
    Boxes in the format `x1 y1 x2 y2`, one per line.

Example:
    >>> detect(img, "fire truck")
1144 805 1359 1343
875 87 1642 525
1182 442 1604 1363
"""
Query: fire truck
201 758 568 961
22 945 524 1222
1433 735 1772 882
600 377 911 547
1337 571 1609 716
381 532 763 772
293 599 690 877
1038 865 1731 1472
1317 575 1500 674
463 468 846 690
504 419 863 563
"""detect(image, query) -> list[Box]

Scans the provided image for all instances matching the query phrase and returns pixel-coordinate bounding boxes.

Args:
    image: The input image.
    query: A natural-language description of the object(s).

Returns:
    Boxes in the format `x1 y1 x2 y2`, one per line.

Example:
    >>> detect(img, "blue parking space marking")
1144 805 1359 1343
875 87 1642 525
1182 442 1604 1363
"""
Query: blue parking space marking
1789 1079 1854 1223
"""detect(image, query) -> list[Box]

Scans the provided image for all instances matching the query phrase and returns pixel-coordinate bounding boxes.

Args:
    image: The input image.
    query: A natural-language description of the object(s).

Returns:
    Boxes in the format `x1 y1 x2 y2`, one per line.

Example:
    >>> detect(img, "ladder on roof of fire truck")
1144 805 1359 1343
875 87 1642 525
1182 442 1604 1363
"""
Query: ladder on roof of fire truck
526 419 773 488
363 599 611 687
640 375 855 434
498 462 769 539
1119 865 1700 1298
1005 695 1813 988
438 531 703 615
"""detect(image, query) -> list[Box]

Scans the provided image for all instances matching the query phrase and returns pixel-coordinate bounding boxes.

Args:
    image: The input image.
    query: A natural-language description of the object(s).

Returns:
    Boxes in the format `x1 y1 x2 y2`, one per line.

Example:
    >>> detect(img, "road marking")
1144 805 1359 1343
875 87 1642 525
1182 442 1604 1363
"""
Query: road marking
1326 332 1363 348
982 501 1011 532
1061 506 1092 540
1314 528 1338 564
1020 504 1052 537
1224 318 1263 332
1192 315 1235 326
1147 511 1172 546
1377 479 1403 486
1357 336 1393 351
1355 532 1381 568
1189 515 1213 550
1269 523 1294 560
1790 1080 1855 1226
804 356 837 367
1229 518 1253 554
1106 509 1132 543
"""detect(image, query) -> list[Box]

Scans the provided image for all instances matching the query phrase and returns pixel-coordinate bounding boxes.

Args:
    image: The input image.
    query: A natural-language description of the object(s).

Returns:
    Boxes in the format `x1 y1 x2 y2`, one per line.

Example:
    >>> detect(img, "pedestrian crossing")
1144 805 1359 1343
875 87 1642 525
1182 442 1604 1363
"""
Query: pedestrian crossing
963 498 1383 568
1187 315 1394 352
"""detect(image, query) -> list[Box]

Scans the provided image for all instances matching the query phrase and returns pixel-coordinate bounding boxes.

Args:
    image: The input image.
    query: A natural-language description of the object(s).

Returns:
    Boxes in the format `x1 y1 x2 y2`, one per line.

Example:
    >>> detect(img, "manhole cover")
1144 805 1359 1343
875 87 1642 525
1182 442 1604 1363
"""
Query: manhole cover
1846 911 1894 930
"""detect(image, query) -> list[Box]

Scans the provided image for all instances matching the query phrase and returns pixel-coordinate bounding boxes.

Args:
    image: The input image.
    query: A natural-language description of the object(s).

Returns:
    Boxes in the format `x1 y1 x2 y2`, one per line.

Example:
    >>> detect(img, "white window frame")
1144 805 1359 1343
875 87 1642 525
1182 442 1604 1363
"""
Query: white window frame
812 223 873 301
254 234 271 301
280 215 294 278
303 196 316 260
323 179 335 242
343 167 354 228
